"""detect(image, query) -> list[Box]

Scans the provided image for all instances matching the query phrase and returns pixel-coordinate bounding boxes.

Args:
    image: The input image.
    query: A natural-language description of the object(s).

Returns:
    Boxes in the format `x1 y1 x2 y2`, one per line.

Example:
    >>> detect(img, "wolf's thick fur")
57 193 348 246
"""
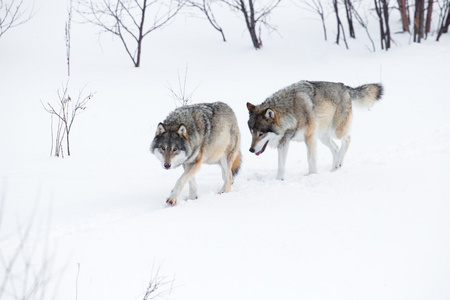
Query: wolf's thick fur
247 81 383 179
151 102 241 206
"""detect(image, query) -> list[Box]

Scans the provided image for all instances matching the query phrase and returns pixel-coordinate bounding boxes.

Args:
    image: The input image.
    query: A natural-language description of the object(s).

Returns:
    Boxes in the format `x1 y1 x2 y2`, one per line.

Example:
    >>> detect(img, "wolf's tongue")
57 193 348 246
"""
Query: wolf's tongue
255 141 268 156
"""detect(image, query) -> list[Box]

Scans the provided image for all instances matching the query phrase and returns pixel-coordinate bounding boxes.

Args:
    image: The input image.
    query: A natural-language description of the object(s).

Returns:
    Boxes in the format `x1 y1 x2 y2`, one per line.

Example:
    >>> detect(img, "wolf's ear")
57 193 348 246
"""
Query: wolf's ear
177 124 188 139
155 123 167 136
265 108 276 120
247 102 256 113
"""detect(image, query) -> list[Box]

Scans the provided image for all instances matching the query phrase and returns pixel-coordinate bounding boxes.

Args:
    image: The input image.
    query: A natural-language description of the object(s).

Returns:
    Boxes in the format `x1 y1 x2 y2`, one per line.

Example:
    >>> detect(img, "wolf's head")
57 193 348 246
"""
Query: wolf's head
246 102 280 156
150 123 189 170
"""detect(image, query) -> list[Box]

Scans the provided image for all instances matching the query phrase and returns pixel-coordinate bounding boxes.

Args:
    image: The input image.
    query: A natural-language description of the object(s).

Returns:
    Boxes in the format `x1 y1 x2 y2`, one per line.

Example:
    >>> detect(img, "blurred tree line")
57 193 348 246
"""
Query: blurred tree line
301 0 450 51
1 0 449 66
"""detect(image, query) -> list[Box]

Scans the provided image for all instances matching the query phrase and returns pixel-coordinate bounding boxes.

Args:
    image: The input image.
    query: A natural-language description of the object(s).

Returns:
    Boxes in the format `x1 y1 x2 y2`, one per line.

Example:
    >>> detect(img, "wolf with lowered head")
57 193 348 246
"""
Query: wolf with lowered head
151 102 241 206
247 81 383 180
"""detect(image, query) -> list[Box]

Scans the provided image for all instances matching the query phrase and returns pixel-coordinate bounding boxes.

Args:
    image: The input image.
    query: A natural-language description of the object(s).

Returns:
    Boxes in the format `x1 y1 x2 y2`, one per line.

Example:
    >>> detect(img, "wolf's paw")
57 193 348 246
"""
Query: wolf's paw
276 175 285 181
166 197 178 206
331 164 342 172
188 194 198 200
219 187 231 194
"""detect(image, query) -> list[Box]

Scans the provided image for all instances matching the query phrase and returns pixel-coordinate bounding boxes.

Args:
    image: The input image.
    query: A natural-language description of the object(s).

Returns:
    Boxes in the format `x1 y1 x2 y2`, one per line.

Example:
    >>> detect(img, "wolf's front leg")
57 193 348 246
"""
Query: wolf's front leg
276 142 290 180
167 161 202 206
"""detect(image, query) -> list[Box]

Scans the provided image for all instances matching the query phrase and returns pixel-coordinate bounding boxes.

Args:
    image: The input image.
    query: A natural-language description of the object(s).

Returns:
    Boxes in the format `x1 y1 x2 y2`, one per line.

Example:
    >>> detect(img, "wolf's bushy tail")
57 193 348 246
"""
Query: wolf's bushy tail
350 83 383 108
231 151 242 177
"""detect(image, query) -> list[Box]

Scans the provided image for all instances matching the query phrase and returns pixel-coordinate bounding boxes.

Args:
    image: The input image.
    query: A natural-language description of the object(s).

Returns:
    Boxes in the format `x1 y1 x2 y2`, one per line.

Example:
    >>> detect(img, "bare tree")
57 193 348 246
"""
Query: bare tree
219 0 281 49
437 0 450 41
188 0 227 41
0 0 34 38
40 0 94 158
77 0 185 67
41 82 93 157
374 0 391 50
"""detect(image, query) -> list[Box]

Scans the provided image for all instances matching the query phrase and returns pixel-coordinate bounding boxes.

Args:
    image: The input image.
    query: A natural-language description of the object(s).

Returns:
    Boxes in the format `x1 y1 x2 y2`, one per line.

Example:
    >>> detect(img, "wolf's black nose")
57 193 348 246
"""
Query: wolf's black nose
249 147 255 153
164 163 171 169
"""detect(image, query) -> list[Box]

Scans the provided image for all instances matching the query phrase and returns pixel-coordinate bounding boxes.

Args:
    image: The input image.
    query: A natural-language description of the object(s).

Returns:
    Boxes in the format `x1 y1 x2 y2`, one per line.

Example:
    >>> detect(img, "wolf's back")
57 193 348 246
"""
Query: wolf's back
350 83 383 108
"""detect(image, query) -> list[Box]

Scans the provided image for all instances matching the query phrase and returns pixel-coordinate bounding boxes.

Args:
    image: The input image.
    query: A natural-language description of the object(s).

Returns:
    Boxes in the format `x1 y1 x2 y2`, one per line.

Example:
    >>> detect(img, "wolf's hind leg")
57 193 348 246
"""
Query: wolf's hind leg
305 134 318 174
333 135 351 171
320 133 339 171
188 176 198 200
276 142 290 180
219 156 232 194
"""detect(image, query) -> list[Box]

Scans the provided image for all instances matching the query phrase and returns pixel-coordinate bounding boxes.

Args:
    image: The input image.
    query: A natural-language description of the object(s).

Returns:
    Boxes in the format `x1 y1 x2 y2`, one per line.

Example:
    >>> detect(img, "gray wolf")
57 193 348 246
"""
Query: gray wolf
150 102 241 206
247 81 383 180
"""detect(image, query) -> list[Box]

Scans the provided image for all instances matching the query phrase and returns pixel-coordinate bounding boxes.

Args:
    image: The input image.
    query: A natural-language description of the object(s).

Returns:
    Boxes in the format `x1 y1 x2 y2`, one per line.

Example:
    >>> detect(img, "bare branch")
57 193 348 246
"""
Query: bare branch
296 0 328 41
142 261 176 300
219 0 281 49
352 3 376 51
76 0 186 67
0 0 35 38
167 64 200 107
188 0 227 41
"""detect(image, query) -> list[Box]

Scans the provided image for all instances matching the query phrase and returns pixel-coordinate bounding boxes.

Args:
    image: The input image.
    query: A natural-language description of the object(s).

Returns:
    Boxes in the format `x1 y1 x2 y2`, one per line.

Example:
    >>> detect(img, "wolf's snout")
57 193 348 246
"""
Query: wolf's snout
249 147 255 153
164 163 171 169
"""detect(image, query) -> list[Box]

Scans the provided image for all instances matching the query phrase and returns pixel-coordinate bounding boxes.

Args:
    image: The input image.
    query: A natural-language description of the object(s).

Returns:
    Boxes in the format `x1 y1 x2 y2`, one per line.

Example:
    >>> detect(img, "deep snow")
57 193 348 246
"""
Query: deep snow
1 0 450 299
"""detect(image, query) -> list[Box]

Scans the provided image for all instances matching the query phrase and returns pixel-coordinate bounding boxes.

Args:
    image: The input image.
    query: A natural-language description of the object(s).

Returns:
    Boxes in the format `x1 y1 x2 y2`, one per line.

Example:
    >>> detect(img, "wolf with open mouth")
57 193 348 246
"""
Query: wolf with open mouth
247 80 383 180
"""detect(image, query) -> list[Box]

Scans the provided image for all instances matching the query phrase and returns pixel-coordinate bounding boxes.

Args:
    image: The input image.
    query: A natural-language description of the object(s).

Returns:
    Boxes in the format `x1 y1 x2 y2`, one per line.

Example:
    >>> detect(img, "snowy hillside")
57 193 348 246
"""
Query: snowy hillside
1 0 450 299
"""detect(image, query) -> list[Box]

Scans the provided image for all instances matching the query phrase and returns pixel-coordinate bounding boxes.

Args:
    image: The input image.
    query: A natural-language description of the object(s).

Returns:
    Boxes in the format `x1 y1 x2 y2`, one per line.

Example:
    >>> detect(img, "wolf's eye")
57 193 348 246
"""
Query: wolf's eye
258 132 264 137
161 146 166 151
173 147 178 152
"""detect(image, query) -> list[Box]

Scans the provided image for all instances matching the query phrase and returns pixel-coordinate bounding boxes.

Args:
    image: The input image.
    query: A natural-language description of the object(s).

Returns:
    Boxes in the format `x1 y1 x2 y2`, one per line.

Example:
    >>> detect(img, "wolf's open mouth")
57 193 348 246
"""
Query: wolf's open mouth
255 141 268 156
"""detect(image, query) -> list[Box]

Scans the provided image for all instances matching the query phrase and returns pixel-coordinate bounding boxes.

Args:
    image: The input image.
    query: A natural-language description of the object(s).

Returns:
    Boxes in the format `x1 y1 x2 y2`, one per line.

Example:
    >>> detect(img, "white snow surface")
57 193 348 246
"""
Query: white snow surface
1 0 450 299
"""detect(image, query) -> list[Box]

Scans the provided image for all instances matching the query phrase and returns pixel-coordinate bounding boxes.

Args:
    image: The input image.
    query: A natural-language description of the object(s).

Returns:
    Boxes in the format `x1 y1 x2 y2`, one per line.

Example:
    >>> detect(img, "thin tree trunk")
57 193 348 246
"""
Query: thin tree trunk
445 7 450 33
333 0 340 44
240 0 261 49
398 0 410 32
333 0 348 48
414 0 425 42
382 0 390 49
321 16 327 41
135 0 147 67
425 0 433 37
374 0 385 50
66 130 70 156
344 0 355 38
437 2 450 41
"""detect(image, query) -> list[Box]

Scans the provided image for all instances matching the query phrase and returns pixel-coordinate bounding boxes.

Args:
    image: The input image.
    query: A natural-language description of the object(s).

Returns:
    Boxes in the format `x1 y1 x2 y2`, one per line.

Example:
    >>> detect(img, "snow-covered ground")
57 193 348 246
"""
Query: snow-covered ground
1 0 450 299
